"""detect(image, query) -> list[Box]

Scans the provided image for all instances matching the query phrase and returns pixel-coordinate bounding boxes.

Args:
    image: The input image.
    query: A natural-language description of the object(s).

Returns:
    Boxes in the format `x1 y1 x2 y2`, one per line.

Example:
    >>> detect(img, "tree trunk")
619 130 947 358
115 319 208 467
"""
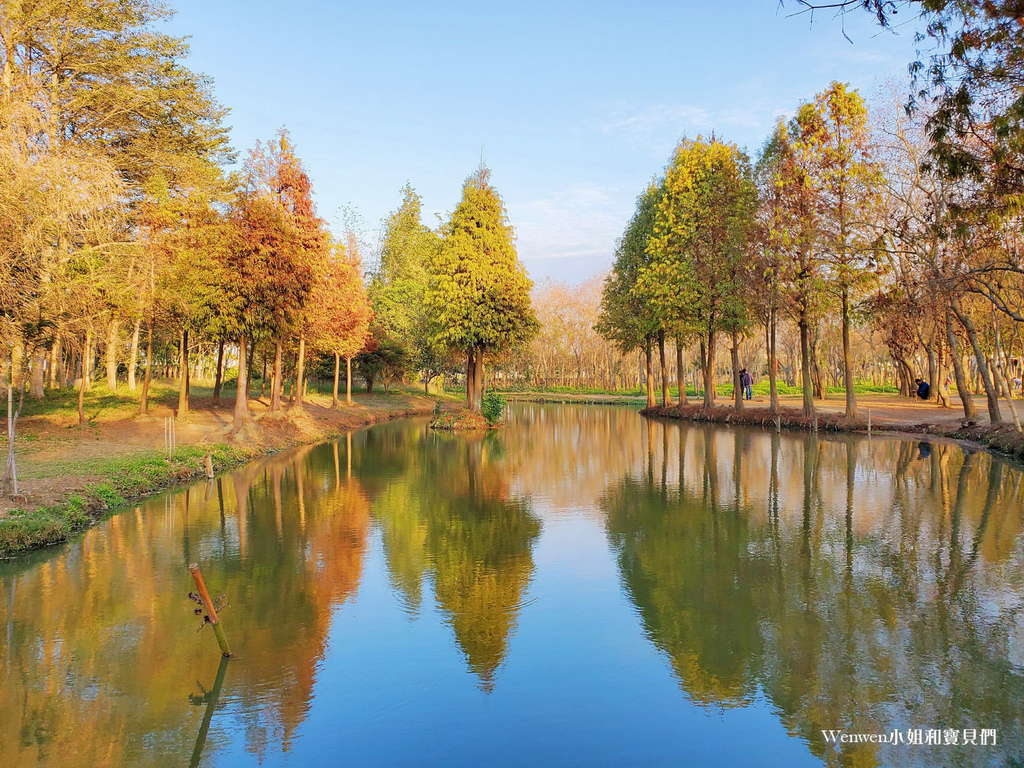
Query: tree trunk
269 337 283 412
951 301 1002 423
644 340 655 408
339 356 350 404
697 339 706 403
48 339 61 390
658 330 671 405
84 332 92 390
332 352 341 407
841 289 857 418
731 330 742 411
127 317 140 392
961 353 973 394
78 327 91 425
994 334 1022 431
923 342 936 398
475 351 485 410
935 356 951 408
139 321 153 415
894 355 913 397
811 345 826 400
675 340 687 405
177 328 189 418
703 331 717 409
106 318 119 392
465 350 474 410
768 309 779 414
3 384 25 496
247 342 255 399
292 334 306 410
29 350 44 400
233 335 251 427
946 313 976 420
212 339 225 407
999 367 1021 429
799 316 815 417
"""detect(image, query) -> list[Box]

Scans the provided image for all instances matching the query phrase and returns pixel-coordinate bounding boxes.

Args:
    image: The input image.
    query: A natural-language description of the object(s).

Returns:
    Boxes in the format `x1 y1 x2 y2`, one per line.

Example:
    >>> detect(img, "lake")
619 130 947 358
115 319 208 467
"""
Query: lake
2 404 1023 766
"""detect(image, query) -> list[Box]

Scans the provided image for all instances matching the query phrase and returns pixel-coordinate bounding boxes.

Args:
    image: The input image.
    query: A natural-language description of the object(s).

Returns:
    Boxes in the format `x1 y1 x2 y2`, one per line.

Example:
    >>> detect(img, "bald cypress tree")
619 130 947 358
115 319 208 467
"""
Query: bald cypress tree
427 167 537 412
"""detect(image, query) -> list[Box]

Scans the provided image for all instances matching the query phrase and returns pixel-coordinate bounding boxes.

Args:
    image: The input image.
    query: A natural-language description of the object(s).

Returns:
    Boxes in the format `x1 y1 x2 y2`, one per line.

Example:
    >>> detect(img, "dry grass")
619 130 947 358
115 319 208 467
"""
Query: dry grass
430 410 492 431
948 422 1024 462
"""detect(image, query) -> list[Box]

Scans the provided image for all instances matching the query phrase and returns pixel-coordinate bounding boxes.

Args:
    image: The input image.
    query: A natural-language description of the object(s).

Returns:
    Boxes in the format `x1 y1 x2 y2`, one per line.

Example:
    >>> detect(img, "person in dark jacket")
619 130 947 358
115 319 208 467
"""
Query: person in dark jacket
915 378 930 400
740 369 753 400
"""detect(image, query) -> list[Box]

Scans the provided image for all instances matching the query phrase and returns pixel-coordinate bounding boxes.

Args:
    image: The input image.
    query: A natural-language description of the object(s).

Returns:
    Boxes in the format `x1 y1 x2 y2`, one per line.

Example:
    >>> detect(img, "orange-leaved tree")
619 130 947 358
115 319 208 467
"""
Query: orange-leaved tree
240 130 329 415
309 239 374 407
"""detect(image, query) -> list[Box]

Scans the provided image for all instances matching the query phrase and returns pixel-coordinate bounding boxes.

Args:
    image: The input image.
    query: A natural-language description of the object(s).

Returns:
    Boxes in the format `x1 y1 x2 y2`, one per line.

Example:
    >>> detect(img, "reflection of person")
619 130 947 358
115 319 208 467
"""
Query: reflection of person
918 441 932 459
915 379 930 400
740 369 753 401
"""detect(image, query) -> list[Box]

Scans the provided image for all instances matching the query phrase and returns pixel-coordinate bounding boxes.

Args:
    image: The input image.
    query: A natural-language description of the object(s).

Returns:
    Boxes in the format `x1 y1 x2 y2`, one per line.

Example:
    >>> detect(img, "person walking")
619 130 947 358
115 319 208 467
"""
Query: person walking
740 369 753 401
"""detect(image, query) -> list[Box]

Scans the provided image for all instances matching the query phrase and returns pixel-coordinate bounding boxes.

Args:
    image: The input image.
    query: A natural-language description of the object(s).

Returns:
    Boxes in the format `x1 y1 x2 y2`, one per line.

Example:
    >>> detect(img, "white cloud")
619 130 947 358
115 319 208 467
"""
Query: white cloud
509 184 630 276
600 101 782 157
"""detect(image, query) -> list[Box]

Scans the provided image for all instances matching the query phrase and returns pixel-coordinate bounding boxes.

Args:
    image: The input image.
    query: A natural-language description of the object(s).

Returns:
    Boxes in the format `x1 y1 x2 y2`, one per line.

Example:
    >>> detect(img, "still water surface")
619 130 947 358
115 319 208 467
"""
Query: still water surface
2 404 1024 766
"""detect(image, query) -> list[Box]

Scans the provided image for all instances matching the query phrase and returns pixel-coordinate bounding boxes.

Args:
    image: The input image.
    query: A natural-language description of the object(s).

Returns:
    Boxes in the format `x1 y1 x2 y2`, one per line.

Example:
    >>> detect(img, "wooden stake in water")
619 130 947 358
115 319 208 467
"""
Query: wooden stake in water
189 563 231 657
204 454 214 479
188 655 229 768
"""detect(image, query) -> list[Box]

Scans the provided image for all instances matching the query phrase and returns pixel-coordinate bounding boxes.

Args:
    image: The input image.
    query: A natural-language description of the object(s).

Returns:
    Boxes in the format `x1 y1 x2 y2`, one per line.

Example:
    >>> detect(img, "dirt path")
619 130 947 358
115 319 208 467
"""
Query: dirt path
768 392 1013 430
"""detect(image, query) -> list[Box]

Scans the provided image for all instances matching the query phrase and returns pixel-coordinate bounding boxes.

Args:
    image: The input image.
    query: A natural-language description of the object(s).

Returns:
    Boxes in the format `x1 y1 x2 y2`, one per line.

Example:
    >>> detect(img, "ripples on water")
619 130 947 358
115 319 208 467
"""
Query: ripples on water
1 404 1023 766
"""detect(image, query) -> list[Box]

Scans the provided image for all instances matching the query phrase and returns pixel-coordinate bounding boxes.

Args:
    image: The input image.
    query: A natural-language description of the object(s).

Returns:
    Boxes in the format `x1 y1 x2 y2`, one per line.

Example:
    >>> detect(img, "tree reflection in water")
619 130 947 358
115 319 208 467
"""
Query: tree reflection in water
359 423 541 691
604 417 1024 767
1 407 1022 767
0 440 371 765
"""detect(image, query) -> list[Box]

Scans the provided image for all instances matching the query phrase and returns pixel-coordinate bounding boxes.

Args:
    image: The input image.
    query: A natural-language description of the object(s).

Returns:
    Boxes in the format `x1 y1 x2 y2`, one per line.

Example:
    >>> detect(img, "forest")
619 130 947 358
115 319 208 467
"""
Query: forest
509 2 1024 431
0 0 536 497
4 0 1024 500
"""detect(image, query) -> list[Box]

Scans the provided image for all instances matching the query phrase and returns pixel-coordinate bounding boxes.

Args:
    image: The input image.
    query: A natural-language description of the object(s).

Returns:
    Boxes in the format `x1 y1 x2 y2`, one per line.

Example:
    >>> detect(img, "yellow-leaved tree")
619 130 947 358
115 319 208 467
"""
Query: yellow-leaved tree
426 166 538 412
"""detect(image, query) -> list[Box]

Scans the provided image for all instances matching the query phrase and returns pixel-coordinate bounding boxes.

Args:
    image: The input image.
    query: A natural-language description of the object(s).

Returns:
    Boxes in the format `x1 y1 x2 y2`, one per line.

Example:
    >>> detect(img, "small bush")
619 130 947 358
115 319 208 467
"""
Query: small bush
482 392 506 425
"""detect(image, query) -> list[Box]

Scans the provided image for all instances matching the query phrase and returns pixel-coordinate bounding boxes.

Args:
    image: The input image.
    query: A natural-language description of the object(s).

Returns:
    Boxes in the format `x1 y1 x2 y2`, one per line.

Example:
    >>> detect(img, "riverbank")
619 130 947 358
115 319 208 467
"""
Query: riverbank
501 391 647 406
642 395 1024 463
0 383 436 558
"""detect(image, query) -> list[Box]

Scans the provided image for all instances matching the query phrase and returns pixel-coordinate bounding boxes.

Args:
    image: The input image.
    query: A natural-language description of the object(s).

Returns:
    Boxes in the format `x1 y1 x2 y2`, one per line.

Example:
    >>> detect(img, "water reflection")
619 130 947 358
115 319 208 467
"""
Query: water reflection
0 406 1022 766
606 417 1024 766
359 424 541 690
0 440 370 765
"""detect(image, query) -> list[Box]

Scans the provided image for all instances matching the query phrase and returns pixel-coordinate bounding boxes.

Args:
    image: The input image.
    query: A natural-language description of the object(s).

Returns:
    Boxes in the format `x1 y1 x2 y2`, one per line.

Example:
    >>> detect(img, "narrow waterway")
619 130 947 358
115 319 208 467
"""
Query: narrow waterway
1 404 1022 766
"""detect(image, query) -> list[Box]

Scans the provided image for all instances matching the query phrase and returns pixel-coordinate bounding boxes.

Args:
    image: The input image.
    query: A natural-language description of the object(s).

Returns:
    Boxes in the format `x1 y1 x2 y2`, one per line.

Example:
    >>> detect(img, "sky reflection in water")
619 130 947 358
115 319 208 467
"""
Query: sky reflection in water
1 404 1023 766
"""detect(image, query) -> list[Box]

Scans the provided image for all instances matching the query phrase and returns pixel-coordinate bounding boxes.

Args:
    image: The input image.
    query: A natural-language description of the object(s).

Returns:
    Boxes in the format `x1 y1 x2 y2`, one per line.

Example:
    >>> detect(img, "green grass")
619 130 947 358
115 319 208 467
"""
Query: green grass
12 379 186 422
495 381 899 398
719 381 899 397
0 444 251 558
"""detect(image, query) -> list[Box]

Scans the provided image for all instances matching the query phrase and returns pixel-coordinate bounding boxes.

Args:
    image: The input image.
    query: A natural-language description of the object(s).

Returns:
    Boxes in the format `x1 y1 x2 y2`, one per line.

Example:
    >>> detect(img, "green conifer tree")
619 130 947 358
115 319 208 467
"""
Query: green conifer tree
426 167 537 412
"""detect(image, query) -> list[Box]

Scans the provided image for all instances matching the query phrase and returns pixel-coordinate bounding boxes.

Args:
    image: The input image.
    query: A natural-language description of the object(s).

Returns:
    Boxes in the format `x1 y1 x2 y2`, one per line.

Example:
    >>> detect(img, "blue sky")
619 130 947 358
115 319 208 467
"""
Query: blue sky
165 0 921 283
